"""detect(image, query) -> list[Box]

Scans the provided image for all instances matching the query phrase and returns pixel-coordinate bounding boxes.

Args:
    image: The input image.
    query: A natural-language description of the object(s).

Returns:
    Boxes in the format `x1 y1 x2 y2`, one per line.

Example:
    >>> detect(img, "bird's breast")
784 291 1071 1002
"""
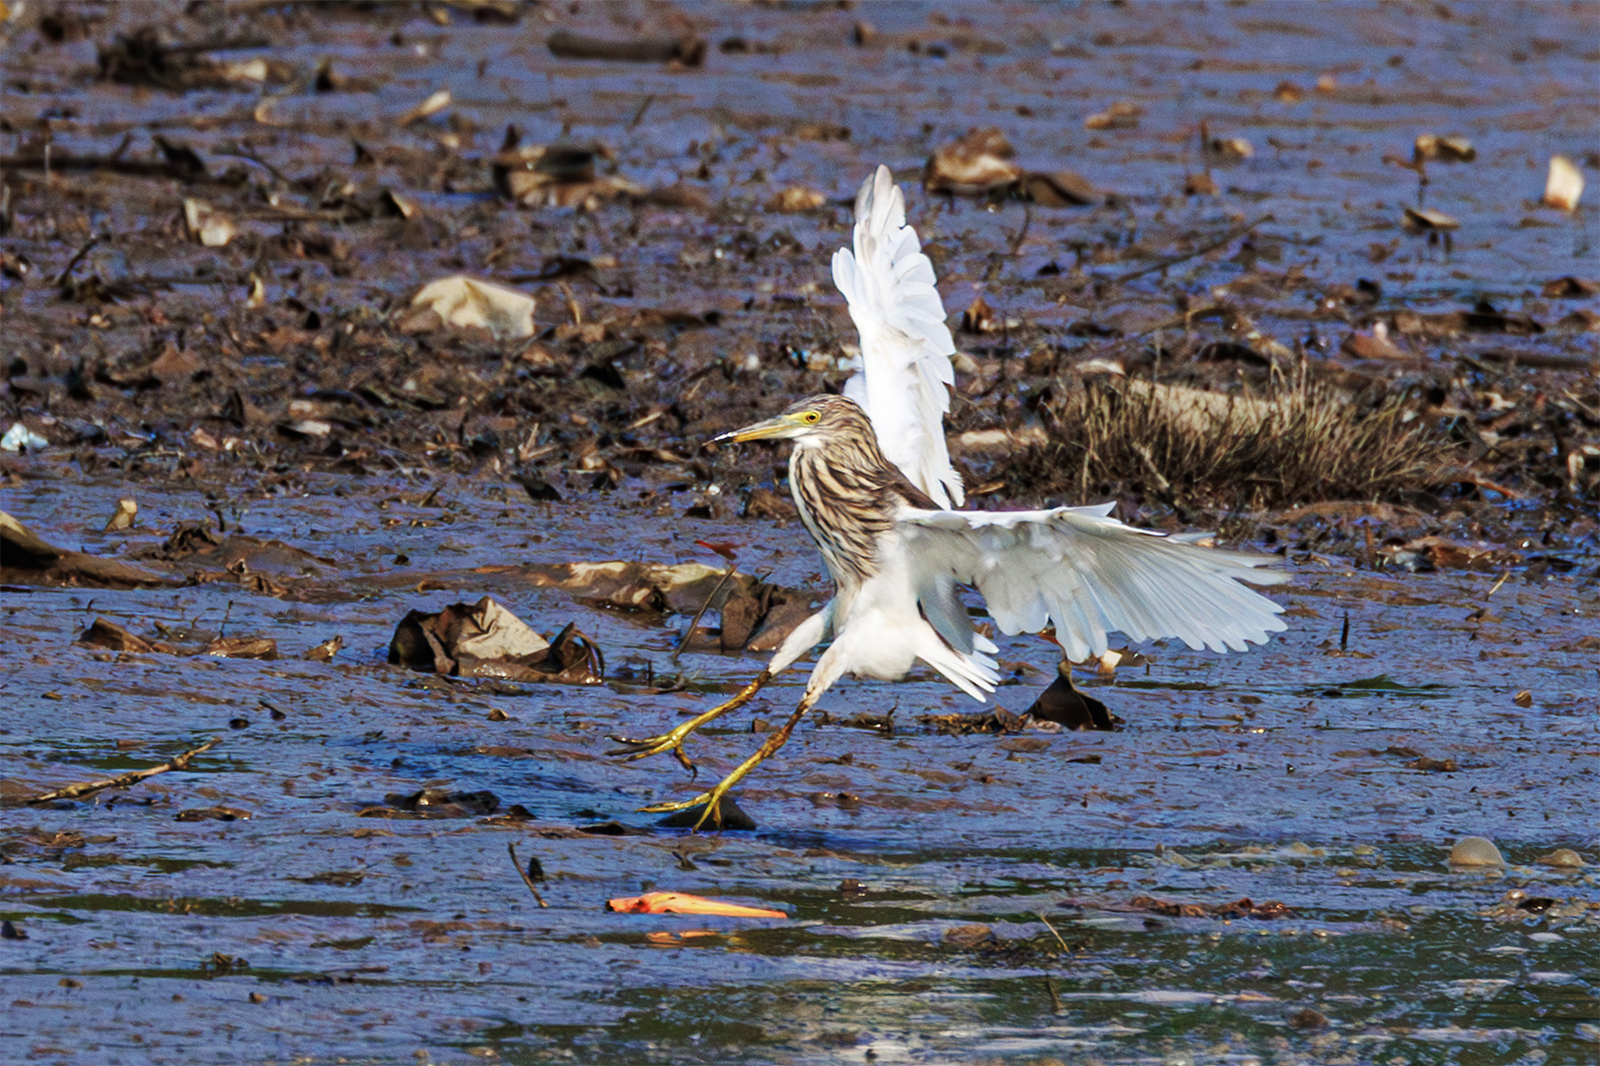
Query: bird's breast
789 449 896 585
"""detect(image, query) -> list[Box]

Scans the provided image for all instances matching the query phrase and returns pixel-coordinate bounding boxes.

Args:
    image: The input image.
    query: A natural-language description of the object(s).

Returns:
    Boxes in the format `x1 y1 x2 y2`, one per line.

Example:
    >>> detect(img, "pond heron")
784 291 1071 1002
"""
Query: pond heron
612 167 1287 828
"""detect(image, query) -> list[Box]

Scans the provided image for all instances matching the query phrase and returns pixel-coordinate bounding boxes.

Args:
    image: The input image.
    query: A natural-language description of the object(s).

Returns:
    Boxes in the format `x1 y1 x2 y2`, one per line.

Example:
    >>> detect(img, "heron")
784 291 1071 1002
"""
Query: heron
611 166 1287 828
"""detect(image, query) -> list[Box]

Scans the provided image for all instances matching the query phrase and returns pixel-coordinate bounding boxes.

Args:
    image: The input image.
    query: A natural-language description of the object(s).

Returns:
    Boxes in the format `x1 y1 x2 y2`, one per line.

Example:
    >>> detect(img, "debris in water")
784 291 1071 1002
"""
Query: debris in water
2 514 180 589
765 186 827 213
103 498 138 533
1544 155 1584 212
1413 134 1475 162
1536 849 1586 869
606 891 786 918
25 737 221 805
547 29 706 66
398 88 451 126
388 597 603 685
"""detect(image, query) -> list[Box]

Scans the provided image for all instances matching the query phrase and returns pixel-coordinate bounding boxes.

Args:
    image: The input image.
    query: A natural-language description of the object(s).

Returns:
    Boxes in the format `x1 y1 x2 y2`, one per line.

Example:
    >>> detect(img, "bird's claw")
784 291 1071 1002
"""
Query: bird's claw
606 731 700 778
639 786 725 831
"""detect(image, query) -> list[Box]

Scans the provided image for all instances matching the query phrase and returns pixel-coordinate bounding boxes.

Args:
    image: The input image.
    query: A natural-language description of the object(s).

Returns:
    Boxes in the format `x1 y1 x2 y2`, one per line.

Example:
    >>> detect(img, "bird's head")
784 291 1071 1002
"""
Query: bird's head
712 394 874 452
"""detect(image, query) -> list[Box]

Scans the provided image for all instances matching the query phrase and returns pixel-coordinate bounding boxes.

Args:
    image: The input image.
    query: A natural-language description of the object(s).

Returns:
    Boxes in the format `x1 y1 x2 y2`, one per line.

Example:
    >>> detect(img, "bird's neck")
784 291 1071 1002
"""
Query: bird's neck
788 441 898 586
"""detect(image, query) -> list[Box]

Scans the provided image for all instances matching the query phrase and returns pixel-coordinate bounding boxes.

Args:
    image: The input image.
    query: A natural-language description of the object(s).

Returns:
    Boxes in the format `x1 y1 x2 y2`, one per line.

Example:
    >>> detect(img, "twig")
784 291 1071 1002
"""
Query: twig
53 236 101 286
557 281 582 326
26 737 221 805
1043 974 1064 1014
627 93 655 131
1035 909 1070 953
1007 199 1032 256
1106 213 1273 286
673 559 739 662
507 842 548 907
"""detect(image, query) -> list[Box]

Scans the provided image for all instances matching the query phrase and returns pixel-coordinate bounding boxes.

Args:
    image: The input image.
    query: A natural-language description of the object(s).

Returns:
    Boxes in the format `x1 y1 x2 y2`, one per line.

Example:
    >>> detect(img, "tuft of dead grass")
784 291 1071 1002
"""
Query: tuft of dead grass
1022 367 1461 512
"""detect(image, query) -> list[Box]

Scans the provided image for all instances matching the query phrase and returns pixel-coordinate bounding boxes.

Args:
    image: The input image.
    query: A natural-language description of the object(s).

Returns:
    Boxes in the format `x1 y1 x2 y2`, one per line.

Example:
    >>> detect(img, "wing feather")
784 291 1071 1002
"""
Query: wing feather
832 165 964 508
900 505 1286 661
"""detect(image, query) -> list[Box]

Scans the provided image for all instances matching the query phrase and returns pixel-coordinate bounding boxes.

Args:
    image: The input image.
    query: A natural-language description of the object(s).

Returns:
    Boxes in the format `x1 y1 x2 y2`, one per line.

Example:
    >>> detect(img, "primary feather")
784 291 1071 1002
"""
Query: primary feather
832 165 964 508
899 505 1287 664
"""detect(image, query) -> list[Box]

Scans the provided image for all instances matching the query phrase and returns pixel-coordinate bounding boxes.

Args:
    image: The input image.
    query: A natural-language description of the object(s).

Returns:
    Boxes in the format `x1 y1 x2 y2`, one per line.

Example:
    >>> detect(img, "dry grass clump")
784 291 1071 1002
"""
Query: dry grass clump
1023 368 1459 512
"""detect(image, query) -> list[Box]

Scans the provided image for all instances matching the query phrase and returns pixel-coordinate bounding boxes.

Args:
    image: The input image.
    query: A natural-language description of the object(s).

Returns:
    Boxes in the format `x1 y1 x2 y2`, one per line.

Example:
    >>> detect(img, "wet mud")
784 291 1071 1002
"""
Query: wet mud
2 2 1597 1064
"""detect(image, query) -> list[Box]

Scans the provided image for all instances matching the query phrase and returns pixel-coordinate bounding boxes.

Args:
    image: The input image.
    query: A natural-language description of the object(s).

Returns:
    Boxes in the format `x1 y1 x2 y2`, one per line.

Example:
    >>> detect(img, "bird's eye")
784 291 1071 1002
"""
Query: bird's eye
801 410 821 424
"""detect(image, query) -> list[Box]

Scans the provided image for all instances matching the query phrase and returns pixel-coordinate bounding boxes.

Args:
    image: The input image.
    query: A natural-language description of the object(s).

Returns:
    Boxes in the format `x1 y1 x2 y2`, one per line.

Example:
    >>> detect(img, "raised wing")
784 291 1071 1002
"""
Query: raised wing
832 165 964 508
899 503 1287 662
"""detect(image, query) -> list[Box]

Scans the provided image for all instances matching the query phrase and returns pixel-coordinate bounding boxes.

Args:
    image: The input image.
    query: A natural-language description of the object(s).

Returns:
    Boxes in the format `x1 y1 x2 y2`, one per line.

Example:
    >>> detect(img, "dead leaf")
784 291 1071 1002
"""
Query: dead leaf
1541 276 1598 298
1084 101 1142 130
1403 207 1459 232
78 618 166 654
1414 134 1475 162
303 635 344 662
1019 169 1099 206
388 597 601 685
103 498 137 532
1025 663 1119 731
399 88 451 126
403 276 537 340
203 636 278 660
3 513 181 590
765 186 826 213
1544 155 1584 211
924 127 1021 196
182 198 235 247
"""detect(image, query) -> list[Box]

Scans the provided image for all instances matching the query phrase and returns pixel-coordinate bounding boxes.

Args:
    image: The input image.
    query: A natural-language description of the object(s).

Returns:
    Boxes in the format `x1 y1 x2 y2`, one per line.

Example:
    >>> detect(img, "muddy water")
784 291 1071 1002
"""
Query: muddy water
4 471 1597 1065
3 1 1599 1064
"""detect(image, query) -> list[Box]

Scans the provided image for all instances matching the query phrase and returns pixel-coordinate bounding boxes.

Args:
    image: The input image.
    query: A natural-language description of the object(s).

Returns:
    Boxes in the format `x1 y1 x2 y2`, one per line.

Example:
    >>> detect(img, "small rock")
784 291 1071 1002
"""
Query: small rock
1287 1007 1329 1030
1449 836 1504 867
1536 848 1586 869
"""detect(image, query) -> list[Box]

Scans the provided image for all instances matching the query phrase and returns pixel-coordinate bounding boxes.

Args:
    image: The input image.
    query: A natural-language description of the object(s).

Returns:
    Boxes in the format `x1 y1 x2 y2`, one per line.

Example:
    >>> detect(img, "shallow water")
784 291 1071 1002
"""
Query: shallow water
3 470 1597 1065
2 1 1598 1063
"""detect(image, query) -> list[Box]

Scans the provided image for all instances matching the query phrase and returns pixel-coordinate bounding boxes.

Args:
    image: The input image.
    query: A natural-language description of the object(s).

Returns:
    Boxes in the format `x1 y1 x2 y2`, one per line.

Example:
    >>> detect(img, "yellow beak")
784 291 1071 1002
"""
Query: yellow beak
711 413 806 445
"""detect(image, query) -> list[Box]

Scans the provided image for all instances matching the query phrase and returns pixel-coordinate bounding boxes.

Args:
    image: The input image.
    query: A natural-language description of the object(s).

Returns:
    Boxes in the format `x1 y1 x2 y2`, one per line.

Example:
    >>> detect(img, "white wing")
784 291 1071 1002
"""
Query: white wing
899 503 1287 662
832 165 964 508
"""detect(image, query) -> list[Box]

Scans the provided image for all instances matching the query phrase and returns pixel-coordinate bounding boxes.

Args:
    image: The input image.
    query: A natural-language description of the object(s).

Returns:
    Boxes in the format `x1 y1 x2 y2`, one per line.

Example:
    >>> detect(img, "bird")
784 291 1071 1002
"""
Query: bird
610 166 1287 828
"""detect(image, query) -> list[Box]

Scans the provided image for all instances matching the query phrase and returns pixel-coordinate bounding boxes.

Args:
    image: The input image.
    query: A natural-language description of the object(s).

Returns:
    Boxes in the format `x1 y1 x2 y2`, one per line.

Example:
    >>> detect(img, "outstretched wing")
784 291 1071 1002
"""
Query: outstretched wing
832 165 964 508
899 503 1287 662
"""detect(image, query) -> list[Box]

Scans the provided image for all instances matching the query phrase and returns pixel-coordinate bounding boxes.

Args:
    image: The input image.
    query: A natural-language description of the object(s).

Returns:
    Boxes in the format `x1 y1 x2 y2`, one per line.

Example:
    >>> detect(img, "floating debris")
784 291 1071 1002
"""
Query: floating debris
606 891 786 918
1544 154 1584 211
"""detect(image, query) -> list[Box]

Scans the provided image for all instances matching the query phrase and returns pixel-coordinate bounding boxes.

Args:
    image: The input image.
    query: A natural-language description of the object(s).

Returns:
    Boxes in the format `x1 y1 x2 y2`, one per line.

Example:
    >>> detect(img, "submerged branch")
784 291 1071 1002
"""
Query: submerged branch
26 737 221 805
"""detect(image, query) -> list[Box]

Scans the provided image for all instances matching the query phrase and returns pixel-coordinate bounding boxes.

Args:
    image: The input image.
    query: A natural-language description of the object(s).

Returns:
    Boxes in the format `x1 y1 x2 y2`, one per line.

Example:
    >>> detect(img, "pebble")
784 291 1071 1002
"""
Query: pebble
1449 836 1505 866
1536 848 1586 869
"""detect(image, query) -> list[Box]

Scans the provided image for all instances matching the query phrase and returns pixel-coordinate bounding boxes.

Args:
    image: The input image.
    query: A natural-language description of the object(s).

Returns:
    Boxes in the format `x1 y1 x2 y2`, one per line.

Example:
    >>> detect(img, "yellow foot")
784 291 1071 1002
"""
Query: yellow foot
607 722 700 777
637 779 732 832
636 693 815 832
606 670 774 778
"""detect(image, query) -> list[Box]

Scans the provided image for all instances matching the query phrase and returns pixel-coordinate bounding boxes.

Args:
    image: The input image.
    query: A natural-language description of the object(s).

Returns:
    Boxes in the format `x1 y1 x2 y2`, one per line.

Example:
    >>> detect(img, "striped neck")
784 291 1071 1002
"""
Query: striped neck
788 435 899 586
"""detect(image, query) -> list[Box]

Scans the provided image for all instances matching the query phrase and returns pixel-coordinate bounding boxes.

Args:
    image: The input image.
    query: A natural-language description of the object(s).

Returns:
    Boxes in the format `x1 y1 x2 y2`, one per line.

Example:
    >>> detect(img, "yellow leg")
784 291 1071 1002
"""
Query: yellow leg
639 693 816 831
608 670 773 777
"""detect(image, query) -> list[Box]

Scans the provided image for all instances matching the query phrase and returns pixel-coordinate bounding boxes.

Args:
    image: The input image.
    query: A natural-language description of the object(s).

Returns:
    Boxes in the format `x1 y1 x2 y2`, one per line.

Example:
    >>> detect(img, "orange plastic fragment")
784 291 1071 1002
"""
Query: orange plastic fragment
606 891 787 919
